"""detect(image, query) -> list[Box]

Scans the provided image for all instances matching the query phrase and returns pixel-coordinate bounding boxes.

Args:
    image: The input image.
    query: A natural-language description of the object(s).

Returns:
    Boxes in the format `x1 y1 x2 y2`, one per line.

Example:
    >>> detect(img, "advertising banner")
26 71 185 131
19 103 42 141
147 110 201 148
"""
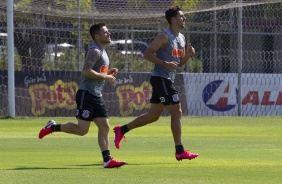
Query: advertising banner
0 71 187 117
184 73 282 116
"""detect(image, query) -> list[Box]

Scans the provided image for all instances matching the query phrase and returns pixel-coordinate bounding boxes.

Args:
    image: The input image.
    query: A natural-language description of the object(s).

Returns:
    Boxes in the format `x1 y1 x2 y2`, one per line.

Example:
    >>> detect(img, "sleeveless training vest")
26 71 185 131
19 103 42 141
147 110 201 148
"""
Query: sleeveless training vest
152 28 185 83
79 42 109 97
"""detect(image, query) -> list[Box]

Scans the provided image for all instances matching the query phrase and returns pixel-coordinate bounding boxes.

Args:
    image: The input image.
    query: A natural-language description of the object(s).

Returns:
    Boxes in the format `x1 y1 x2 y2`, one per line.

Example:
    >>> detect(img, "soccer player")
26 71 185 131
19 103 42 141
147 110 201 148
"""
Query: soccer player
38 23 126 168
113 6 199 161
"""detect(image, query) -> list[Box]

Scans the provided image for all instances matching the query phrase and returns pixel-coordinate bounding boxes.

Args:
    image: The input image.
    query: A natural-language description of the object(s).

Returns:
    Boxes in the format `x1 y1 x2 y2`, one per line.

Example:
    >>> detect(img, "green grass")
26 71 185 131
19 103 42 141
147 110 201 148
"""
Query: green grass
0 116 282 184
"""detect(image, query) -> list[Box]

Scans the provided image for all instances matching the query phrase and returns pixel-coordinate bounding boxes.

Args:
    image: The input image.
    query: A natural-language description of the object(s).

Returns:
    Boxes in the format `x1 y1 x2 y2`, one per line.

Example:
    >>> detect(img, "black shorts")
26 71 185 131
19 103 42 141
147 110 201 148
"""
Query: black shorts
150 76 180 105
75 89 108 121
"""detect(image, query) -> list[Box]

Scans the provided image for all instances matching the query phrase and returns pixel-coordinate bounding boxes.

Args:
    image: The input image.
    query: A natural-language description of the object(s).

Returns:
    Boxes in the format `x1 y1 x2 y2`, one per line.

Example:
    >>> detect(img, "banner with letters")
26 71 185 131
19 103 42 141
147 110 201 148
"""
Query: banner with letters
0 71 187 117
2 71 281 117
183 73 282 116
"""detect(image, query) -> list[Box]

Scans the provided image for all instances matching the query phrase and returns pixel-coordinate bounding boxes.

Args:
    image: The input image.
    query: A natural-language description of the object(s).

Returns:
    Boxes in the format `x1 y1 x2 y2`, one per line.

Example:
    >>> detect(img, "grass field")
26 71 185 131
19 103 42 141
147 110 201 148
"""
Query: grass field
0 116 282 184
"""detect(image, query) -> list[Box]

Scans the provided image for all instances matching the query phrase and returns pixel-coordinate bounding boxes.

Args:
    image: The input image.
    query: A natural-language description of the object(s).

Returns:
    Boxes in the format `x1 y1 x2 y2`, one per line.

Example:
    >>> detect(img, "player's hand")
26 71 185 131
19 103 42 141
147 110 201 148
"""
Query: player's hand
105 75 116 85
186 43 195 57
108 68 118 76
163 61 178 71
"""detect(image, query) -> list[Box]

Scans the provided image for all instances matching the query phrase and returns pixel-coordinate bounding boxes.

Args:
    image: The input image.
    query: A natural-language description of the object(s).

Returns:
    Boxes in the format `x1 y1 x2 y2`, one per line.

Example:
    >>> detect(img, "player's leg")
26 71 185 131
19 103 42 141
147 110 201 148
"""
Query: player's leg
113 76 165 149
60 119 91 135
151 76 183 146
60 89 93 135
38 115 91 139
127 103 165 130
166 103 198 161
94 117 126 168
91 96 126 168
38 89 93 139
114 103 165 147
113 102 165 149
166 103 182 145
159 78 198 161
94 117 110 151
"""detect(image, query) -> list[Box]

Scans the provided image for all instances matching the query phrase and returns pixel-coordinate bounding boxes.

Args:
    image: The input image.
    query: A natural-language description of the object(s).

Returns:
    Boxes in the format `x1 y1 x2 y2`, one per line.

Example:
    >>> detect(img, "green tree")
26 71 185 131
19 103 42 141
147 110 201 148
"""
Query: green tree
13 0 92 71
173 0 199 10
126 0 150 8
14 0 47 71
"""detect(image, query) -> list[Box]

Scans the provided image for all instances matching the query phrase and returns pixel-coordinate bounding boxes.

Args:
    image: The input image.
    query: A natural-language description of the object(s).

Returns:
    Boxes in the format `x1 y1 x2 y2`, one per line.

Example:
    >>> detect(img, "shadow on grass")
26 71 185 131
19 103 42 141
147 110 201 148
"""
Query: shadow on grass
74 162 179 167
5 162 181 170
6 164 102 170
73 163 103 167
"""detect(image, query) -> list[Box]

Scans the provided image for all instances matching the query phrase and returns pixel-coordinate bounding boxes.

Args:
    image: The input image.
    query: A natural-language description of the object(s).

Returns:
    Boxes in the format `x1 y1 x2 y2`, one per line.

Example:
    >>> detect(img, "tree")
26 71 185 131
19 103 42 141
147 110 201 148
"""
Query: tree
13 0 92 71
14 0 46 71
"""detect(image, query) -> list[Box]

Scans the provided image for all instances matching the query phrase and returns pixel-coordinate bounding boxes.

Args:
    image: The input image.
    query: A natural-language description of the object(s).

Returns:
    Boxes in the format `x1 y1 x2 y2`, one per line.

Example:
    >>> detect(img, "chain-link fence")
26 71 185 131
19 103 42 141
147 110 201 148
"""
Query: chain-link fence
0 0 281 73
1 0 282 117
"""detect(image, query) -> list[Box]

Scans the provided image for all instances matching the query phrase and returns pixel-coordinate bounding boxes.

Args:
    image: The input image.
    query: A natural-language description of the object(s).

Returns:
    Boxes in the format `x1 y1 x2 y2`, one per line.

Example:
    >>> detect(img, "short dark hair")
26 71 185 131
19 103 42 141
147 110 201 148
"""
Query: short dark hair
165 6 182 25
89 23 106 41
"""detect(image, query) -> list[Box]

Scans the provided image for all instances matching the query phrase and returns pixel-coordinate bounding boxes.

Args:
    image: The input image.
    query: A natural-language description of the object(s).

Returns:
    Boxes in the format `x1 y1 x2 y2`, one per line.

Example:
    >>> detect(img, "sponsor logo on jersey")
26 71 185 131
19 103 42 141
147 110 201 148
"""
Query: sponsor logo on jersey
100 65 108 74
172 48 184 57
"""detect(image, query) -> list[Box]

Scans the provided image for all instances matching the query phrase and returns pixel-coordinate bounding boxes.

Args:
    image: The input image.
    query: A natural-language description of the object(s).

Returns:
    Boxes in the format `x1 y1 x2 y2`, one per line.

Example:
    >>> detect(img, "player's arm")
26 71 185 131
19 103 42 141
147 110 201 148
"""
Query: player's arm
178 43 195 67
83 49 116 84
108 68 118 76
144 32 178 70
82 48 115 83
82 48 106 79
144 32 167 66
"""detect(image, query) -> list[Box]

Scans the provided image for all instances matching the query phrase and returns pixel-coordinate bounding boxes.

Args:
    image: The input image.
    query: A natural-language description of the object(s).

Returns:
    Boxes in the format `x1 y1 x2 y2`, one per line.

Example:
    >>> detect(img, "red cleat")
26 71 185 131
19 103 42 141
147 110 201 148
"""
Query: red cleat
175 150 199 161
103 158 126 168
113 126 125 149
38 120 56 139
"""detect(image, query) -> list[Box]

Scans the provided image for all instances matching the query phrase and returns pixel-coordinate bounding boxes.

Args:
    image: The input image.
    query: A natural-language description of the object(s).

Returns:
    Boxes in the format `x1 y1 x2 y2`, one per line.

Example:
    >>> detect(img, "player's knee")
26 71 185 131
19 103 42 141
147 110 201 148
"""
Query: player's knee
179 109 182 116
150 114 160 122
95 123 110 134
171 109 182 119
78 129 89 136
177 108 182 116
102 124 110 133
152 116 160 122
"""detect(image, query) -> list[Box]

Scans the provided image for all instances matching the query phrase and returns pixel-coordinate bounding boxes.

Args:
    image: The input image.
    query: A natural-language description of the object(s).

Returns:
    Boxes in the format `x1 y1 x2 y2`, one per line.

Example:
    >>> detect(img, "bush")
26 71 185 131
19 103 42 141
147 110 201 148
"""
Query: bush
189 56 203 73
0 52 22 71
